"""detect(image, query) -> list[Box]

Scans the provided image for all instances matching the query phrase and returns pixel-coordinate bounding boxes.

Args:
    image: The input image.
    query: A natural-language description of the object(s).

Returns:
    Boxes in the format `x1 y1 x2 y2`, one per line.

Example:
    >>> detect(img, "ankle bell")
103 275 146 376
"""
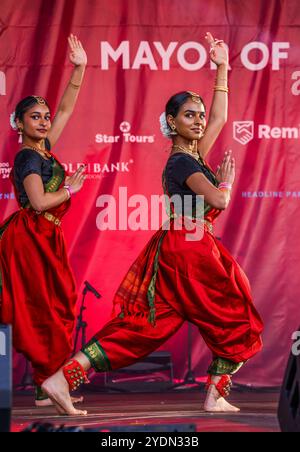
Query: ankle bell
205 374 232 398
62 359 90 391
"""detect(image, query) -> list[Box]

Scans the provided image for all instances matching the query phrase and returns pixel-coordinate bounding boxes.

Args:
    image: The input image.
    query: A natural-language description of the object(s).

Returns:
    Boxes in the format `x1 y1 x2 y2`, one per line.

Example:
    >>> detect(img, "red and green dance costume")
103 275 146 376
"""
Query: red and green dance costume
82 154 263 378
0 149 77 391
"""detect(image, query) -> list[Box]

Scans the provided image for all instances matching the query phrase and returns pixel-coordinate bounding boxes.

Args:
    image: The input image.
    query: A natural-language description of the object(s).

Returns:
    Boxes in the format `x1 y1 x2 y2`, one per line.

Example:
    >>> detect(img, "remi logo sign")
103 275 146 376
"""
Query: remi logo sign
0 331 6 356
233 121 254 145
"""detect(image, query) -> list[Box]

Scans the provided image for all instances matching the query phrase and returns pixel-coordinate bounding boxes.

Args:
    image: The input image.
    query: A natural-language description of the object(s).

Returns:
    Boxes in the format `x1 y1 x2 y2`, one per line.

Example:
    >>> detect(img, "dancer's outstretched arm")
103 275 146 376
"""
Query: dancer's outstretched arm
47 34 87 147
197 32 229 159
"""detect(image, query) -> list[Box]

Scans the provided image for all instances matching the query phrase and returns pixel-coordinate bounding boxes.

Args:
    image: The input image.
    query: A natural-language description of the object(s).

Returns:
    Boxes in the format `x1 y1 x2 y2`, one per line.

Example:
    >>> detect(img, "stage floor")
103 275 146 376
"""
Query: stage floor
11 389 280 432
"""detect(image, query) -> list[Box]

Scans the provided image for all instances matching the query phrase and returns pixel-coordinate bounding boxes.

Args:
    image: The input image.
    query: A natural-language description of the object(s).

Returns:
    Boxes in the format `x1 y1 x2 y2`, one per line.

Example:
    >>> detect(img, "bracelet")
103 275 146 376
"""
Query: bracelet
219 182 232 191
214 88 229 93
64 187 71 200
63 185 72 200
69 81 81 89
214 85 229 93
64 184 74 195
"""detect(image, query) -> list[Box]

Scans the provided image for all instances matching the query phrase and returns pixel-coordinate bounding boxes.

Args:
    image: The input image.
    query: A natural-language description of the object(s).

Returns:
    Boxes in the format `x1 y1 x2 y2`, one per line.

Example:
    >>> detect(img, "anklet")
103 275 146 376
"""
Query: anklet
205 374 232 397
63 359 89 391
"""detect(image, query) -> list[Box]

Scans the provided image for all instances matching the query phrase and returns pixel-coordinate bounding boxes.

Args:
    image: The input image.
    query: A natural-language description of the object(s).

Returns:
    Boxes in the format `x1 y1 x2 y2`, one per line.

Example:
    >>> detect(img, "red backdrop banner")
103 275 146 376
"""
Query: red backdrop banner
1 0 300 386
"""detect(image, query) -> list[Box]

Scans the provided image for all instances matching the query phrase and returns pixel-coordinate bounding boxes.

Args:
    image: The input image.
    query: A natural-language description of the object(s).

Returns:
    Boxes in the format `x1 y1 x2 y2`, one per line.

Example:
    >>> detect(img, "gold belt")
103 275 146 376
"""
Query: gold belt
20 207 61 227
43 212 61 227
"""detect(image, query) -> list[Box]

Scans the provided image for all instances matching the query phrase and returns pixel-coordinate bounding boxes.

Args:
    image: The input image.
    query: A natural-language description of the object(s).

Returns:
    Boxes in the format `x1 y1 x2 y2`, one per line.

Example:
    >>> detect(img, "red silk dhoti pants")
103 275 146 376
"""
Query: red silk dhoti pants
82 221 263 374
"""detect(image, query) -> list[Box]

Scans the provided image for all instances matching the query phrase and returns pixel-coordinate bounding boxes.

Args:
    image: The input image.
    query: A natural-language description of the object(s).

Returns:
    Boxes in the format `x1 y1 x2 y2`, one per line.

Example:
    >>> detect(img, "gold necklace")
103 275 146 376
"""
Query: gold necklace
21 143 52 160
171 144 199 160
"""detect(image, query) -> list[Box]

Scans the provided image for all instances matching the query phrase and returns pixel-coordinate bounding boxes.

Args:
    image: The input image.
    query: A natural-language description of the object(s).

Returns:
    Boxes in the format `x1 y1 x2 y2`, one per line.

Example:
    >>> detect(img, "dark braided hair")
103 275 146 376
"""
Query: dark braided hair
15 96 50 122
165 91 206 119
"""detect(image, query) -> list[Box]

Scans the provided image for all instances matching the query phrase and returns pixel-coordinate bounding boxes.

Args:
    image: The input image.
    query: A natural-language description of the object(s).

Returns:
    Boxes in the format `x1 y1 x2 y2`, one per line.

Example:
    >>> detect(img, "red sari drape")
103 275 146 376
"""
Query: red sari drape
0 155 77 386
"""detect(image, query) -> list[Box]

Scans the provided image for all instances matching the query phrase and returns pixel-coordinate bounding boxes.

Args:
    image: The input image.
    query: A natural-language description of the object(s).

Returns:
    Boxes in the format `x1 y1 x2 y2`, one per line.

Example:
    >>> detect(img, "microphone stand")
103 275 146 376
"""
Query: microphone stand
73 281 101 354
169 322 204 391
72 282 124 393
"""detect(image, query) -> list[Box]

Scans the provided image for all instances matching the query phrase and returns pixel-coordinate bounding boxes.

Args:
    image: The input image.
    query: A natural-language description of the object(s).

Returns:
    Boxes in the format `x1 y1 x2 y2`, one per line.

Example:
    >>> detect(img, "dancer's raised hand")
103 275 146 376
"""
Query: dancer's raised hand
205 32 228 66
68 34 87 67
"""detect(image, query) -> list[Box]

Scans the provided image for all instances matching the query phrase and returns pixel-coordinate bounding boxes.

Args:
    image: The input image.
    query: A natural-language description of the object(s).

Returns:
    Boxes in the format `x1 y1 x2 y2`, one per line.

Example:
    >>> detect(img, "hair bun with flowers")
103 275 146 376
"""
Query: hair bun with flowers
10 112 18 130
159 112 172 139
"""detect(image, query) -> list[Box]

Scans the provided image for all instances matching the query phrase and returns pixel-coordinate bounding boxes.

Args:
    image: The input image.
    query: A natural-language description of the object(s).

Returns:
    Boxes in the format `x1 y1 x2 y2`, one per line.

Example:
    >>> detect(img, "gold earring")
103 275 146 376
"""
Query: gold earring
170 124 177 136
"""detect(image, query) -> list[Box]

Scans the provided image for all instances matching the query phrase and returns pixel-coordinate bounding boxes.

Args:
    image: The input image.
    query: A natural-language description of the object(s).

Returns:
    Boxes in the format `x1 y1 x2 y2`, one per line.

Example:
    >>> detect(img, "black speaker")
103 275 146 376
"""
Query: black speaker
103 351 174 392
22 422 196 432
278 333 300 432
97 423 196 432
0 324 12 433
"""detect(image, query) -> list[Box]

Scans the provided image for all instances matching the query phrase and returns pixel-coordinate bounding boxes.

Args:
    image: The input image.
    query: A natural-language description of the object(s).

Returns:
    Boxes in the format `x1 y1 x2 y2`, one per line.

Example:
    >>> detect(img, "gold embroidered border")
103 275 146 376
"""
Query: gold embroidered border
82 339 111 372
207 357 244 375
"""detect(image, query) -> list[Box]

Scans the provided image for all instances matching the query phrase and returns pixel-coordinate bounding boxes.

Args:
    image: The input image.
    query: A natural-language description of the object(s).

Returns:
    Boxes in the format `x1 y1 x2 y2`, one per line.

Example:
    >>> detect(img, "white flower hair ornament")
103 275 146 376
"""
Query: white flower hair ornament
10 112 18 130
159 112 173 139
10 111 23 142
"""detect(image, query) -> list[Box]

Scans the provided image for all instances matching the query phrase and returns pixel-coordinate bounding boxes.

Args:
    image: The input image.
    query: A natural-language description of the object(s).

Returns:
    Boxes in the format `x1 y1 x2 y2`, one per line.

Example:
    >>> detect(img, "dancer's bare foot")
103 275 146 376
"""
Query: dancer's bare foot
204 376 240 413
41 370 87 416
35 395 84 408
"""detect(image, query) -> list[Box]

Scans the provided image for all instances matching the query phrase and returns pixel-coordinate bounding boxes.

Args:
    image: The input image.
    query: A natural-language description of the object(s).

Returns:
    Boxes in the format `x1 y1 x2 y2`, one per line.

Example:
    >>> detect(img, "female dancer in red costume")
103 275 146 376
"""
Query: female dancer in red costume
42 32 263 415
0 35 87 407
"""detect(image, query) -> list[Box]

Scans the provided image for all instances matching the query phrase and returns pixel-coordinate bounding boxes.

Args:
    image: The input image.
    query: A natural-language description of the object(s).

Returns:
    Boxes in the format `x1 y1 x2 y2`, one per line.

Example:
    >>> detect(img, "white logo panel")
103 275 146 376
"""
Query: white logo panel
233 121 254 145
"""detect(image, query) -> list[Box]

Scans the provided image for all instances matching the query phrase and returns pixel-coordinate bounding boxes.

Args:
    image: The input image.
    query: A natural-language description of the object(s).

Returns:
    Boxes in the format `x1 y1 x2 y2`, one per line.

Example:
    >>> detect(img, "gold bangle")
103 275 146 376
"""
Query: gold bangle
214 85 229 92
214 88 229 93
69 81 81 89
64 187 70 201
